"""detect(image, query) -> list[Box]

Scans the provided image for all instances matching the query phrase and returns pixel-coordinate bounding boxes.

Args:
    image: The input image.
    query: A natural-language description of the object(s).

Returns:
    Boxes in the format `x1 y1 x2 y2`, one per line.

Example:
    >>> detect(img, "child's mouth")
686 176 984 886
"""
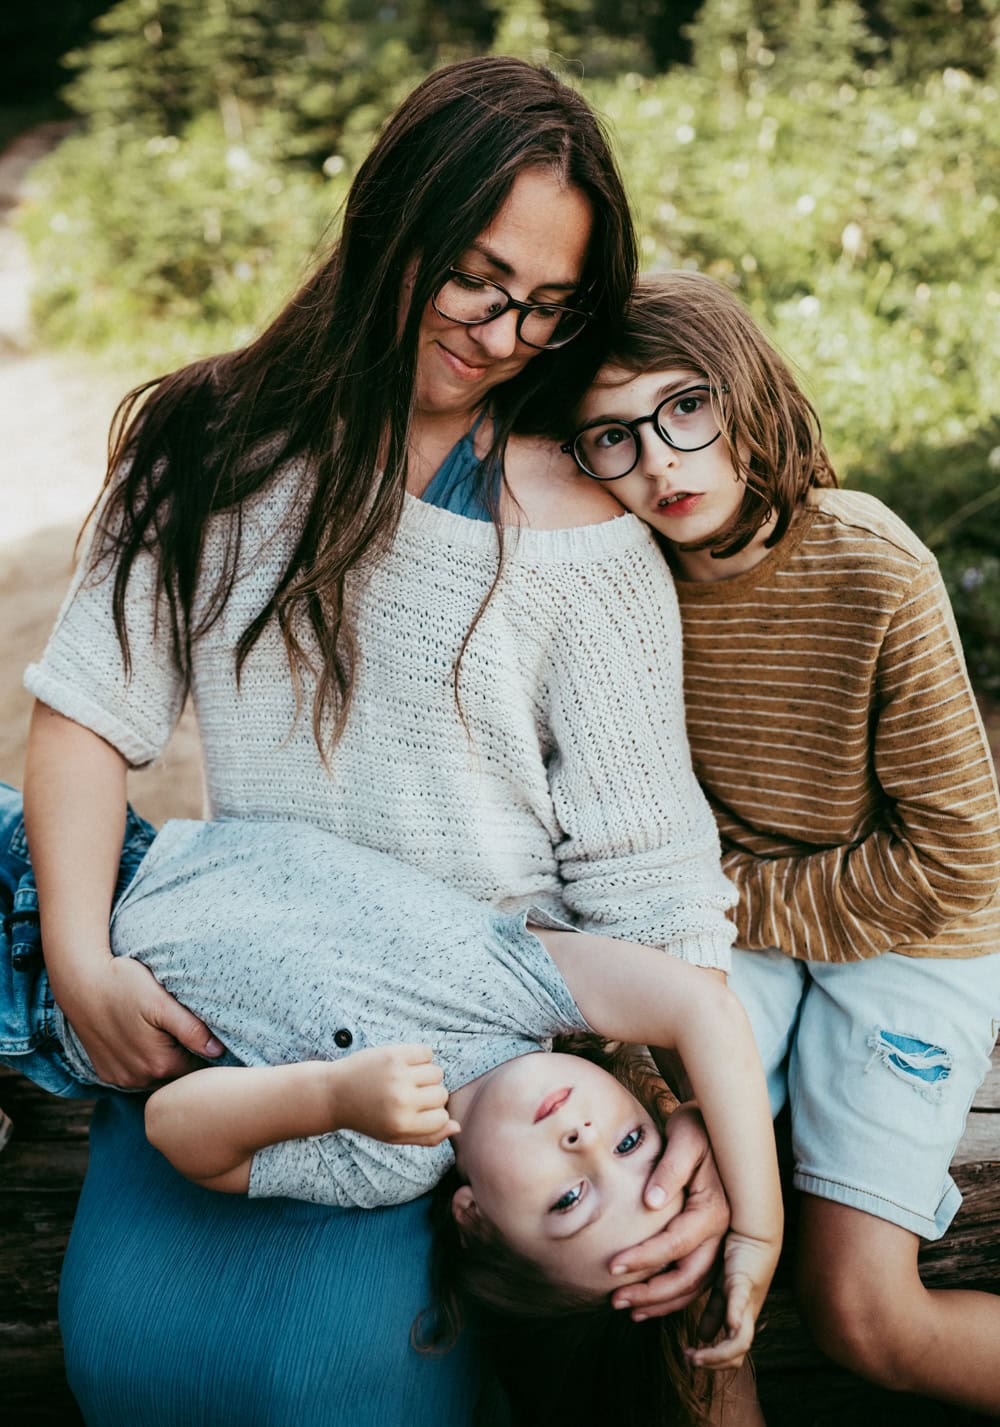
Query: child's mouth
534 1087 572 1123
655 492 702 517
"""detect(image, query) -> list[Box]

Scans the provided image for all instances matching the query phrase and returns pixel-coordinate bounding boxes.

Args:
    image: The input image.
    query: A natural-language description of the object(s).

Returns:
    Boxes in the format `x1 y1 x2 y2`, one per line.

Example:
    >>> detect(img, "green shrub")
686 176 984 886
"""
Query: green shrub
851 422 1000 694
19 115 346 364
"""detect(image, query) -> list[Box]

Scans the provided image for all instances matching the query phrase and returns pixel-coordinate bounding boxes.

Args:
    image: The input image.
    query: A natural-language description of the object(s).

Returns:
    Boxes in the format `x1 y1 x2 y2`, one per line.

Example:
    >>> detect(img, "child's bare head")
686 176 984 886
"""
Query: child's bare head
578 271 837 560
418 1041 711 1424
446 1044 682 1299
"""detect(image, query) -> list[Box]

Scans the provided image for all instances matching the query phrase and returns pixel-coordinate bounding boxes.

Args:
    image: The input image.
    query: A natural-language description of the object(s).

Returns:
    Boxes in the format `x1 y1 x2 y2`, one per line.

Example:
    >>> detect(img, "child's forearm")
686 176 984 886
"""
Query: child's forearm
670 990 782 1246
145 1062 341 1191
145 1044 455 1192
650 967 725 1101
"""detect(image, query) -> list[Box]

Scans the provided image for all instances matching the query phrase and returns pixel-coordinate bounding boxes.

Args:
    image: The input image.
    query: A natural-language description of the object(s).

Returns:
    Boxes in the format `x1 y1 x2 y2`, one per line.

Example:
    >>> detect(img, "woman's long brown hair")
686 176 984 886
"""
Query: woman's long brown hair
88 57 637 754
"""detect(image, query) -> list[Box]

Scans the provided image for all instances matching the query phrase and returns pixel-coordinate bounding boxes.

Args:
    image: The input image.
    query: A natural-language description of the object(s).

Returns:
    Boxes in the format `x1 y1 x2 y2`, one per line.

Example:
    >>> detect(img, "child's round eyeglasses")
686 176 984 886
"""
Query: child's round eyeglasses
432 269 590 351
562 384 726 481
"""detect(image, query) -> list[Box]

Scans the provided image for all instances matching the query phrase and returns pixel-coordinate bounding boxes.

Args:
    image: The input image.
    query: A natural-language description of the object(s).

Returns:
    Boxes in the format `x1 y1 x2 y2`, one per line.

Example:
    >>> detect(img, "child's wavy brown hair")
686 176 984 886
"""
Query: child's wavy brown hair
414 1036 715 1427
599 270 837 561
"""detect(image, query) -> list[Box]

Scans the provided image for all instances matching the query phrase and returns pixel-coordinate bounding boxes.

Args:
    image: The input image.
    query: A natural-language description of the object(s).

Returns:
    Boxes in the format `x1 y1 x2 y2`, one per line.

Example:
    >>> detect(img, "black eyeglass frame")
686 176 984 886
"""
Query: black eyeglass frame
431 268 591 351
561 383 728 481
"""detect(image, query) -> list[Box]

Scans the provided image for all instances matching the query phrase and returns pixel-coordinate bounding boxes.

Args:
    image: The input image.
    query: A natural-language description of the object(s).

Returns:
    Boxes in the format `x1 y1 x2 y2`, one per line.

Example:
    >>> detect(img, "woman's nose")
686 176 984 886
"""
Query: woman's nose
469 308 521 360
560 1121 597 1151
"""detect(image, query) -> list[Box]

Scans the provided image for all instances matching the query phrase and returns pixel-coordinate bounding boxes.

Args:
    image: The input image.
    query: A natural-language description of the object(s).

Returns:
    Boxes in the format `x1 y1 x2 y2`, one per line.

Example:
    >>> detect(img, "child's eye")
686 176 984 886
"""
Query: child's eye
594 425 630 450
615 1126 646 1156
550 1181 585 1213
671 394 705 419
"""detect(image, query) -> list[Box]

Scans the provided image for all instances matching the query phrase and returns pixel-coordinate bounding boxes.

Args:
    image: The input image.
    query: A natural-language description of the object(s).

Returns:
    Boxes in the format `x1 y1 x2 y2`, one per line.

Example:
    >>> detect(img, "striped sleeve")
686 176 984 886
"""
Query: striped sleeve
725 559 1000 961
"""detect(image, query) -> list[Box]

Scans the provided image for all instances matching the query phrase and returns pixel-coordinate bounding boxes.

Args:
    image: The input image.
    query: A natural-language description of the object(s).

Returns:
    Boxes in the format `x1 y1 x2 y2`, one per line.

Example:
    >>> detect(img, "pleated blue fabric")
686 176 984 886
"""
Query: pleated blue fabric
61 1097 481 1424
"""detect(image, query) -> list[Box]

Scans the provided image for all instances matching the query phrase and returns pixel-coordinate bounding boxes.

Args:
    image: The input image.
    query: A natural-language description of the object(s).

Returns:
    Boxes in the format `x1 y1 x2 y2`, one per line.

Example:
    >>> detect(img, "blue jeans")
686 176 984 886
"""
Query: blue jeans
0 781 155 1097
729 944 1000 1239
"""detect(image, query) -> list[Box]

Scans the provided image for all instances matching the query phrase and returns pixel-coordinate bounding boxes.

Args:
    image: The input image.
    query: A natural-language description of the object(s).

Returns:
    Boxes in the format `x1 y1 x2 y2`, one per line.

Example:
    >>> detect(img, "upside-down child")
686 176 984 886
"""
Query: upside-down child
0 787 780 1425
559 270 1000 1411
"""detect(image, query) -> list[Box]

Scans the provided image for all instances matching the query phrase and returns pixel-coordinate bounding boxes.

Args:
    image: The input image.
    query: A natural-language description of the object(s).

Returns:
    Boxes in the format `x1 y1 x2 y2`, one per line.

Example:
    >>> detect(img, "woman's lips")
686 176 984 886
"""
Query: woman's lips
438 343 489 382
654 492 703 518
534 1086 572 1123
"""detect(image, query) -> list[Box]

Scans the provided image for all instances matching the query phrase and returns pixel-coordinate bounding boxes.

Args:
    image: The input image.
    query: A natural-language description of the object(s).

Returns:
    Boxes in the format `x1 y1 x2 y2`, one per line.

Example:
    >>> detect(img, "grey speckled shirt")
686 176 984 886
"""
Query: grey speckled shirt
60 819 590 1208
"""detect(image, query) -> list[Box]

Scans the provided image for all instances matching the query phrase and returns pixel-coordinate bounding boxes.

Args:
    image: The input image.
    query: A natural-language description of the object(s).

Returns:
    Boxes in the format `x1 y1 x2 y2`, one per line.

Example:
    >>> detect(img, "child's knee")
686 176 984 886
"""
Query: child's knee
795 1261 922 1392
794 1200 930 1391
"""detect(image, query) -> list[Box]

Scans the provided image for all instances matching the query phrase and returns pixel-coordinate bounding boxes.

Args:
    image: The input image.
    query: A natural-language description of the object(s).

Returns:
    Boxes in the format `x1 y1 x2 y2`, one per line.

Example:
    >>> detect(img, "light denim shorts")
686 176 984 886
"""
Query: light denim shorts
728 946 1000 1240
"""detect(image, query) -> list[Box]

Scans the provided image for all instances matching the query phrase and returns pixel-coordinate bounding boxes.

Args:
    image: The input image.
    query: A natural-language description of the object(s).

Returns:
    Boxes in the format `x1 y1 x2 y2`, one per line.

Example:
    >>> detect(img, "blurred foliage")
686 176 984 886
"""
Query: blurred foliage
856 422 1000 693
14 0 1000 685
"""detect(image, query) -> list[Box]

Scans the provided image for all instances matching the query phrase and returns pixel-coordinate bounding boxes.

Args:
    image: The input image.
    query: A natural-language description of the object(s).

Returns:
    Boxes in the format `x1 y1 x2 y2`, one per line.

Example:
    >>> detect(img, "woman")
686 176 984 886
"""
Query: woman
24 58 735 1424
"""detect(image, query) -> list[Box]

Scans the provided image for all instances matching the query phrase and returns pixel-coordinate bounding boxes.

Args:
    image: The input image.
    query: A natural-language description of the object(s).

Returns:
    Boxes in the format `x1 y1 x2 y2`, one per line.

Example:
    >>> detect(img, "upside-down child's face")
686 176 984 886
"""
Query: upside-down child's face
451 1053 684 1296
572 365 770 579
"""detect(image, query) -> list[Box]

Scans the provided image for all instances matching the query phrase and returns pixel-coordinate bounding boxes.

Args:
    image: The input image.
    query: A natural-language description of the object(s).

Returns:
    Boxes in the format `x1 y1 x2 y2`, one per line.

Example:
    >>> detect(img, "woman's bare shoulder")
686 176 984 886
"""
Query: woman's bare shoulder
502 434 625 530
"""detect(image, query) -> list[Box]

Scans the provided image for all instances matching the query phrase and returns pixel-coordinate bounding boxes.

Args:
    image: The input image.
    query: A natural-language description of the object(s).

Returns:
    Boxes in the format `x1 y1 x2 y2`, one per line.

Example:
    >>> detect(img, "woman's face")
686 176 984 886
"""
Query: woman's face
414 167 593 420
452 1053 683 1296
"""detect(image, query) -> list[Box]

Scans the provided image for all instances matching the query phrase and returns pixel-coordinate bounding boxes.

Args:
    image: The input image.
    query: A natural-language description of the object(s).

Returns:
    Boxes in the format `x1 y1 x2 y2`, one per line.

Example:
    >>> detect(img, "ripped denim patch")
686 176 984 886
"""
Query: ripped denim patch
866 1028 952 1104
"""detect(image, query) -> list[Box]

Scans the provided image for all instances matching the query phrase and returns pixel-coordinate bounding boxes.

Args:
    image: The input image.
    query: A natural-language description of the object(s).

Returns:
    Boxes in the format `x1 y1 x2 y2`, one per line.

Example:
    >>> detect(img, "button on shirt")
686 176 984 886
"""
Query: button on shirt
58 820 590 1208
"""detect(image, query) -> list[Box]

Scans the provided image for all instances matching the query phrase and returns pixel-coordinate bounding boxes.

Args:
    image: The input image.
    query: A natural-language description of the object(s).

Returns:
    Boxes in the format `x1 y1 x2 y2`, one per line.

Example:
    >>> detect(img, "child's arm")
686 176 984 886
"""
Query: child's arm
726 561 1000 962
538 928 783 1369
144 1044 458 1192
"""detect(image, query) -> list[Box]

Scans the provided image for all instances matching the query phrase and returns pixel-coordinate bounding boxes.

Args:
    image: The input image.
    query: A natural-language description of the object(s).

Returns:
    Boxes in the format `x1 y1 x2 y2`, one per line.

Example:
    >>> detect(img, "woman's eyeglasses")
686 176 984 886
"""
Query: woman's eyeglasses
432 269 590 351
562 384 725 481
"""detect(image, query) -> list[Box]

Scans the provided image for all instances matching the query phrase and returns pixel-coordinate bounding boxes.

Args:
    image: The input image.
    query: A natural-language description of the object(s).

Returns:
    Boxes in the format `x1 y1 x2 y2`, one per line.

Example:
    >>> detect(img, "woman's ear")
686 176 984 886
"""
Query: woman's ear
450 1184 480 1229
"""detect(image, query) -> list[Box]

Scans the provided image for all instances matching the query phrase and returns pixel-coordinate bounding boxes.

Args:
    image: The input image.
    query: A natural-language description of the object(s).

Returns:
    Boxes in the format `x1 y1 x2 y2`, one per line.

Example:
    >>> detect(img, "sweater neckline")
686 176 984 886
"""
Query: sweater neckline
671 505 815 601
401 490 649 562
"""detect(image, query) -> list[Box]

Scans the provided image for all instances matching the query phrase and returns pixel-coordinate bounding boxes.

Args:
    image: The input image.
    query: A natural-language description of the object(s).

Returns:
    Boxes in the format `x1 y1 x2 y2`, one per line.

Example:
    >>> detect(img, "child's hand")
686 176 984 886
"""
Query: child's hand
685 1230 779 1372
332 1043 460 1147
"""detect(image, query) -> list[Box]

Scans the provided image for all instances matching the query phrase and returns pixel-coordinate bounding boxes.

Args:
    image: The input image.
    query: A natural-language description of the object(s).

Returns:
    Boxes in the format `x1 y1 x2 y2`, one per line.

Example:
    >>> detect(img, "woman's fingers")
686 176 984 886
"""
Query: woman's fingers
148 979 225 1060
612 1235 721 1319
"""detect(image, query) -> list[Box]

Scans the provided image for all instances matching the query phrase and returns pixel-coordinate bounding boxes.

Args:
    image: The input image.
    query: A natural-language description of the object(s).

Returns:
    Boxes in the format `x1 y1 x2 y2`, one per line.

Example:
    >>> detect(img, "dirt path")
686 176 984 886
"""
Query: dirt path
0 126 202 821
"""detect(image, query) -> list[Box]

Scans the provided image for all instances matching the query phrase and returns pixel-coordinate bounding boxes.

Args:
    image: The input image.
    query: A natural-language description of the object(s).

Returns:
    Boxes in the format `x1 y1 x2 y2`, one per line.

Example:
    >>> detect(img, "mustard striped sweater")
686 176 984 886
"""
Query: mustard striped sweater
674 488 1000 961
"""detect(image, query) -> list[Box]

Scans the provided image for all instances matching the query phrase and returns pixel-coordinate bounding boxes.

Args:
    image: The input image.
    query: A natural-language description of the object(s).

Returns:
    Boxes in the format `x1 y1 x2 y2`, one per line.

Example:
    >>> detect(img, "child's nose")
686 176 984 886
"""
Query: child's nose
560 1121 597 1151
639 428 680 478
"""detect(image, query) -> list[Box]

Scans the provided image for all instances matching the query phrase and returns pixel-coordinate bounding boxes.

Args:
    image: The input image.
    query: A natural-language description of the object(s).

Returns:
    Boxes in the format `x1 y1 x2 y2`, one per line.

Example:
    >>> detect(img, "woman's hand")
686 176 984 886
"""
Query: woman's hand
686 1230 780 1371
333 1044 459 1146
55 954 224 1089
609 1103 730 1320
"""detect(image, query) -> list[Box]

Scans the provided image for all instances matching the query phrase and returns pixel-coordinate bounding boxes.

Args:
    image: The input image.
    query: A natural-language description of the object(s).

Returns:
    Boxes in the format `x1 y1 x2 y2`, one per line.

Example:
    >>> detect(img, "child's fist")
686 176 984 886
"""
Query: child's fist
333 1043 460 1147
685 1230 779 1372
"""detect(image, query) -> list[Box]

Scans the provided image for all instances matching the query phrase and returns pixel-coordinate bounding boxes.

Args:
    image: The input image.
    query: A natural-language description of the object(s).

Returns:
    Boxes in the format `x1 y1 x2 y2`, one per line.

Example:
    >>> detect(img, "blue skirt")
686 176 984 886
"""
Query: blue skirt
61 1096 482 1425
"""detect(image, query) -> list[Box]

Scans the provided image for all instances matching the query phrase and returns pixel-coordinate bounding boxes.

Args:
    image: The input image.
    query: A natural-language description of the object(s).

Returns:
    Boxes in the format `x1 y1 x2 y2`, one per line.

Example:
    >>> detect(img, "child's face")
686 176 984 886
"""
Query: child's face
452 1052 684 1296
573 365 753 562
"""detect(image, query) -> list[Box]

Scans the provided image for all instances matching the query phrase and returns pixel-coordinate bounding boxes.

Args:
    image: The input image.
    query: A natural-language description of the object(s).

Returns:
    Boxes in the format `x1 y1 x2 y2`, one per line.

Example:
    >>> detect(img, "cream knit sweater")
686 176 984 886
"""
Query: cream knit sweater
26 466 736 968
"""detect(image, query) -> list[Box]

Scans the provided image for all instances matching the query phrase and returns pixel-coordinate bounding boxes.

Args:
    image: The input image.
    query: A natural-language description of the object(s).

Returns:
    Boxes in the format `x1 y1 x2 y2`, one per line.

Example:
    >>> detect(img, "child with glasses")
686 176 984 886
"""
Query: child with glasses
561 270 1000 1413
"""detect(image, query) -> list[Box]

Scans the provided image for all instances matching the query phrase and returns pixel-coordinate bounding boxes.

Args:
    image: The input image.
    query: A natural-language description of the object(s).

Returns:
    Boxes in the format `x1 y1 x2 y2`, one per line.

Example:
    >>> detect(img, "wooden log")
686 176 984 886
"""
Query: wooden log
0 1069 88 1424
972 1050 1000 1108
